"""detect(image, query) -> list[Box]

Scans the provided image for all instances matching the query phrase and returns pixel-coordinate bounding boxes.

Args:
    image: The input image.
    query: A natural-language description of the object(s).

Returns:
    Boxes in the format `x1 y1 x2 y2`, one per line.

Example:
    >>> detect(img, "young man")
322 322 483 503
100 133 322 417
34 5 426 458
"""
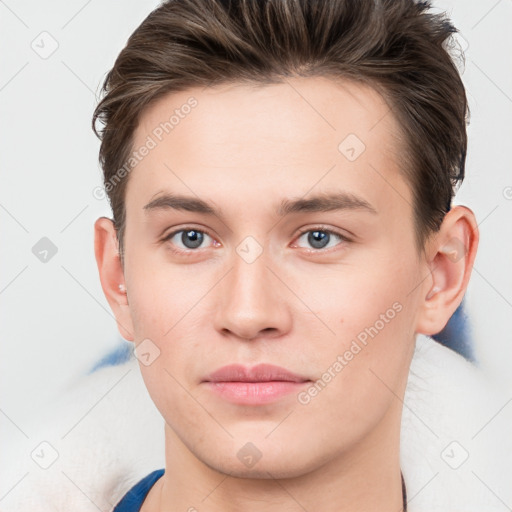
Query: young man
92 0 479 510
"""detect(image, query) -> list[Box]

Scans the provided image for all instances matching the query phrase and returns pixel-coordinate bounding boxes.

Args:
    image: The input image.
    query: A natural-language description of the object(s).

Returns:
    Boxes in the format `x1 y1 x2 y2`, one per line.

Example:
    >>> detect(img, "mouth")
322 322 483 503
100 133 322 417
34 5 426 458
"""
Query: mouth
202 363 311 405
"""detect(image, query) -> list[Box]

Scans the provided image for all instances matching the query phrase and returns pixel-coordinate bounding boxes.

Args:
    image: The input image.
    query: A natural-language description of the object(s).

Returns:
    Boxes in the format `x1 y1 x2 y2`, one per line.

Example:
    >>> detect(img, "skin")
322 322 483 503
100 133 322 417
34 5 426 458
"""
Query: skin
94 76 478 512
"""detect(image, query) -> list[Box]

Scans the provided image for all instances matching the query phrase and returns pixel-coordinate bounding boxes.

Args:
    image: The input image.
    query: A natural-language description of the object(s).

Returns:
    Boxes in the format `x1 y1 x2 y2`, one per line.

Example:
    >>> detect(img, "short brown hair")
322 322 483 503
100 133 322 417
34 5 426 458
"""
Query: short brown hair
92 0 468 261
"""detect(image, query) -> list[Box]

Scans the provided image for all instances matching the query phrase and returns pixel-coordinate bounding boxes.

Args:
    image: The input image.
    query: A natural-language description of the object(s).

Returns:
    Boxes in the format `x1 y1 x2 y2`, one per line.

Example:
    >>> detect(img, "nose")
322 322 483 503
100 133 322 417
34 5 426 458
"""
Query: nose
213 243 292 342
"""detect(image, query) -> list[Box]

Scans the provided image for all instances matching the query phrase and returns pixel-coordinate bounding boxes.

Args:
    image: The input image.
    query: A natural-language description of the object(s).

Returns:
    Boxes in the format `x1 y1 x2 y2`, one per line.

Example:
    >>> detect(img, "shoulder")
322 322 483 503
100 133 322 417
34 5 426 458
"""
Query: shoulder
112 468 165 512
401 335 512 512
0 354 165 511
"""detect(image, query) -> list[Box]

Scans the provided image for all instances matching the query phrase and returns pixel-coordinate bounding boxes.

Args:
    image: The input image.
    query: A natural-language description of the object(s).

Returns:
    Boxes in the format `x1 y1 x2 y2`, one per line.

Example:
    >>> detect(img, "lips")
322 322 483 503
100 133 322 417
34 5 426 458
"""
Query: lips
203 363 309 383
202 364 311 405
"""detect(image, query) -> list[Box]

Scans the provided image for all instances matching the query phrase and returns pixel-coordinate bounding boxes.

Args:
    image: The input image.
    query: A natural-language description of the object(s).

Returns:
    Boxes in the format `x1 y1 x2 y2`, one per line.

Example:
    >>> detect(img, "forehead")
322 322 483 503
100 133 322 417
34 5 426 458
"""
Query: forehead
127 76 411 219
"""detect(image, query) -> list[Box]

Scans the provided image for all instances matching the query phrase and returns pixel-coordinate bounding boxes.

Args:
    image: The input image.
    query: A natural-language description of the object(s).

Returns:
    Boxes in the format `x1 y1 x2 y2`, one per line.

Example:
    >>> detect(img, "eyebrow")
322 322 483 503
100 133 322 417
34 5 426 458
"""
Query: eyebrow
143 191 377 219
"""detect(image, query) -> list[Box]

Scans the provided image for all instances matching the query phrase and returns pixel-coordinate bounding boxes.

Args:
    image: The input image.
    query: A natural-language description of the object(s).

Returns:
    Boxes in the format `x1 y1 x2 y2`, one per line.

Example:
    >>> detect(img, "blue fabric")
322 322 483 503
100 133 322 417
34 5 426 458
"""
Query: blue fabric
112 469 165 512
432 301 475 362
87 341 133 374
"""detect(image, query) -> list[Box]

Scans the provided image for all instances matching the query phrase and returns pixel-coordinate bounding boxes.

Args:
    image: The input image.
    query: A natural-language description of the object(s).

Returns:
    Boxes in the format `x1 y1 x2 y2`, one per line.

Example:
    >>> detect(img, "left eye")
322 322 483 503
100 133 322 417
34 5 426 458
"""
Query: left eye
294 229 346 251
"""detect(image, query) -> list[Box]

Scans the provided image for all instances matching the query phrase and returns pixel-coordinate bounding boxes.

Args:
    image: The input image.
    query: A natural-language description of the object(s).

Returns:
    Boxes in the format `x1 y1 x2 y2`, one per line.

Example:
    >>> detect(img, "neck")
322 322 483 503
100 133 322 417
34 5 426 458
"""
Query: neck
143 397 406 512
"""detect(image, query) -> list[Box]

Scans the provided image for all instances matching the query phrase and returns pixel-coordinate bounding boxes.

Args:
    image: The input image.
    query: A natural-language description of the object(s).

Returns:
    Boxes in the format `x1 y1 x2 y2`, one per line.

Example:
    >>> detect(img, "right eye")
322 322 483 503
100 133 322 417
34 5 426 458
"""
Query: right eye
163 227 219 255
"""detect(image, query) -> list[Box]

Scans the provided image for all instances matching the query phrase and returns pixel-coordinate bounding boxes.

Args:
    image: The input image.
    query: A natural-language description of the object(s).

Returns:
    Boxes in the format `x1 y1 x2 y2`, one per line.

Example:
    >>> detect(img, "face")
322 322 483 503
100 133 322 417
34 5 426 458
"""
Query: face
117 77 428 478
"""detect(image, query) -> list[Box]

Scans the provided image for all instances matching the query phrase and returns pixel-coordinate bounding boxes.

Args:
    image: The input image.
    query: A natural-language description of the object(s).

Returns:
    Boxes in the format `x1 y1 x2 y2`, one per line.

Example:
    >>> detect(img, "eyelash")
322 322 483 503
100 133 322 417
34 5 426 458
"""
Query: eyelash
294 226 351 252
162 226 351 256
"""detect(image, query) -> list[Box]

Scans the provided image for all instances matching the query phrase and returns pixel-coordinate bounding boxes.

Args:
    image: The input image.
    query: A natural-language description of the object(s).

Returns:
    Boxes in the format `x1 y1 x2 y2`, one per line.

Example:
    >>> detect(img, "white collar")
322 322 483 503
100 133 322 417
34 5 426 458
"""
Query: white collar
2 335 510 511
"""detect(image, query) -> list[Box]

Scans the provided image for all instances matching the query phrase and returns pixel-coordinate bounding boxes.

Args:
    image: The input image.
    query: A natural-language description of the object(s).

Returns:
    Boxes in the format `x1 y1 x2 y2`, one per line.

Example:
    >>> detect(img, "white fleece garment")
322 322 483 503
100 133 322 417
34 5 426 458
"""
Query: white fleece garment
1 334 511 512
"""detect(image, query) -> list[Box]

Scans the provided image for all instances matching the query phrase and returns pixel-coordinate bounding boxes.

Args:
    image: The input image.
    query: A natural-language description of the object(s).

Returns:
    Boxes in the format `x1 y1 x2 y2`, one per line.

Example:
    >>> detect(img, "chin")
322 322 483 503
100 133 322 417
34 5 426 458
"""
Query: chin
198 441 323 480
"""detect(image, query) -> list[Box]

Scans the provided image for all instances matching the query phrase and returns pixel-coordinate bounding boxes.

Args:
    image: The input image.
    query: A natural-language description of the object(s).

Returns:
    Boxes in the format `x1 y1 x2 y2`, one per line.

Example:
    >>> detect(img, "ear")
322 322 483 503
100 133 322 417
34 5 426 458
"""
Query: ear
415 205 479 336
94 217 134 342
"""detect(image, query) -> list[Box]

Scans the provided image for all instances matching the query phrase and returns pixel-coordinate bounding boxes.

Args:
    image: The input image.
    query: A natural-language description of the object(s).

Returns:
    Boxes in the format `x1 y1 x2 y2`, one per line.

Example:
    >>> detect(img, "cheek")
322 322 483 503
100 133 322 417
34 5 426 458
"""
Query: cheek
126 250 204 340
291 278 415 447
124 253 211 394
294 252 418 397
298 251 415 340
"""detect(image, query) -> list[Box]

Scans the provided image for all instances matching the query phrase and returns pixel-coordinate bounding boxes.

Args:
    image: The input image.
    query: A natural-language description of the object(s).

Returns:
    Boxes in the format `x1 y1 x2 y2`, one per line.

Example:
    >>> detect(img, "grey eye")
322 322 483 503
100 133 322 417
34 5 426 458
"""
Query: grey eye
296 229 343 250
167 229 212 250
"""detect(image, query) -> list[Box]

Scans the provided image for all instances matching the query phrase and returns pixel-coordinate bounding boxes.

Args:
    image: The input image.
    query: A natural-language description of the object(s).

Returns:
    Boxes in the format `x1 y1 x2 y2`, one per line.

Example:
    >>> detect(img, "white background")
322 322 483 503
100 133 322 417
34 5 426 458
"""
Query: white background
1 0 511 437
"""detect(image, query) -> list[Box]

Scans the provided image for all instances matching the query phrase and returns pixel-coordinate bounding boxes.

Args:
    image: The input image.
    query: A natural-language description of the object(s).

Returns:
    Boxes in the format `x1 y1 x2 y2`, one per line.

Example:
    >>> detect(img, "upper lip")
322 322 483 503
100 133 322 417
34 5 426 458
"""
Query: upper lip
203 364 309 383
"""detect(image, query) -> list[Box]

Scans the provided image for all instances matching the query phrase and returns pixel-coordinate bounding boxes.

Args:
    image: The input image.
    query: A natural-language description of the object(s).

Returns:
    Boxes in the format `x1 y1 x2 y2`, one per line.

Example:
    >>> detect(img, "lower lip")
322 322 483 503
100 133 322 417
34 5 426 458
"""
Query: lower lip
204 381 309 405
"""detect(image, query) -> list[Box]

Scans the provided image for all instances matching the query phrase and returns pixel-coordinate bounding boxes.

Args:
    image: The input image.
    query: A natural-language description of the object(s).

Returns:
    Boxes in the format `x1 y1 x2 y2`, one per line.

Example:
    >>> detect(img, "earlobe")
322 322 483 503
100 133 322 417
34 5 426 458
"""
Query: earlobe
94 217 135 341
416 206 479 336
